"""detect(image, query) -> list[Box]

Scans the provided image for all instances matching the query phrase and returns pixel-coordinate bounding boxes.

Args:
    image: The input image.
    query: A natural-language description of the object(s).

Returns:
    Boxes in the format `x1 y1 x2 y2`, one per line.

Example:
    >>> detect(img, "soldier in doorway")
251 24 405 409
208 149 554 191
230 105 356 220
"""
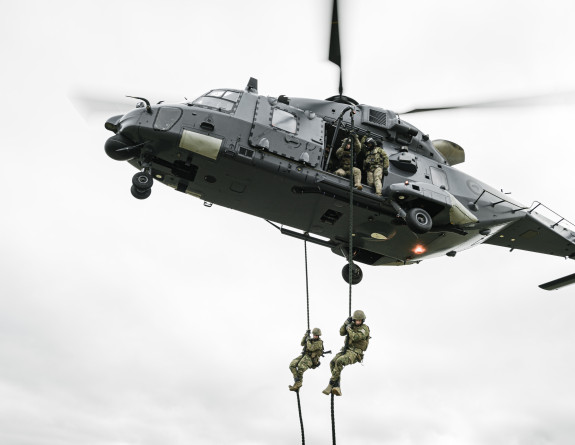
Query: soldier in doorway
363 137 389 196
322 310 370 396
334 132 363 190
289 328 324 391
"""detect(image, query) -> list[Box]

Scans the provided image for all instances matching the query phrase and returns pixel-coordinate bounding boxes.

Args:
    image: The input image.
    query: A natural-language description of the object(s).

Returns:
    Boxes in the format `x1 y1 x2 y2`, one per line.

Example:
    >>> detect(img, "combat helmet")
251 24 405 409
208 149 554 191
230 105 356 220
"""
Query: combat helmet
312 327 322 336
365 137 376 148
352 309 366 321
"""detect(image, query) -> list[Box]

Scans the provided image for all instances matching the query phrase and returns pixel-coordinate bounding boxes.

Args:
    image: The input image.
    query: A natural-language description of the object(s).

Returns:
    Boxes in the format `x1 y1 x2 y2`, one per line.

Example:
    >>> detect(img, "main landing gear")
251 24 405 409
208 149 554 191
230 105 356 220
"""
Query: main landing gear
131 171 153 199
405 207 432 234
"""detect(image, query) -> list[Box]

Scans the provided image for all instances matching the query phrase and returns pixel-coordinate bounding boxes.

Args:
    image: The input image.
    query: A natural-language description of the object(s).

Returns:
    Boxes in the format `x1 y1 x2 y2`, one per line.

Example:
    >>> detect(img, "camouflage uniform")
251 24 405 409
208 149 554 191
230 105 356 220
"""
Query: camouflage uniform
289 329 324 391
334 134 363 189
364 140 389 196
323 310 370 396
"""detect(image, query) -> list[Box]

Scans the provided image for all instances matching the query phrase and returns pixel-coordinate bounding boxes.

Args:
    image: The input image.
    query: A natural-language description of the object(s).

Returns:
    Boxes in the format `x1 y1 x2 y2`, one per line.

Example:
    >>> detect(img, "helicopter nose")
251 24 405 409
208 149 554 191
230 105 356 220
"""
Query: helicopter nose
105 133 141 161
104 110 144 161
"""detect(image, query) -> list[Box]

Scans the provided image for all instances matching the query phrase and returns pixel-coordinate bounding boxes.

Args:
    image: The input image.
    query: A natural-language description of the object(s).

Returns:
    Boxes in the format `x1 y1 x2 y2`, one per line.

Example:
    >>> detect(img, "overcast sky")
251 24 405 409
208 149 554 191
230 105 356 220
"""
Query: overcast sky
2 1 575 444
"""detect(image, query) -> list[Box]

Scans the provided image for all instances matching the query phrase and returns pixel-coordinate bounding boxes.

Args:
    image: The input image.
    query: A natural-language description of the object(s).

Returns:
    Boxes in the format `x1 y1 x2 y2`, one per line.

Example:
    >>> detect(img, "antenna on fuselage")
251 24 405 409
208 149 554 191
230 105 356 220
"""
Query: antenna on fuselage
246 77 258 94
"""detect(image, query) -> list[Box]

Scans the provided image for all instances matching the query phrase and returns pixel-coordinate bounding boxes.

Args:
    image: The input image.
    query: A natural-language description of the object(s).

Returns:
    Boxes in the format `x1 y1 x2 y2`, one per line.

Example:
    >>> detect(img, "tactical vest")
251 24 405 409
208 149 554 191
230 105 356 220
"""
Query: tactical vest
365 148 384 170
349 325 370 353
339 150 356 169
306 339 324 366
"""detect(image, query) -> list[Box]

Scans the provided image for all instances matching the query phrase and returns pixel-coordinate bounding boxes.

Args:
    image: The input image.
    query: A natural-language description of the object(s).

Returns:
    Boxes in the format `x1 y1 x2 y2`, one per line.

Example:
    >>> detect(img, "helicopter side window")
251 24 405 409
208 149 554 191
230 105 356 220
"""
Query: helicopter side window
154 107 183 131
430 166 449 190
192 89 242 113
271 108 297 134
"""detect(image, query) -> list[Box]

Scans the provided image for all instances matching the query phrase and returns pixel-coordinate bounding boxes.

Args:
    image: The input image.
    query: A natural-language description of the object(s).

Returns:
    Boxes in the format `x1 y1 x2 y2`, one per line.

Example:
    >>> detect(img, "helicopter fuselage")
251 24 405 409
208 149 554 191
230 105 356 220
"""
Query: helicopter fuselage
104 80 575 271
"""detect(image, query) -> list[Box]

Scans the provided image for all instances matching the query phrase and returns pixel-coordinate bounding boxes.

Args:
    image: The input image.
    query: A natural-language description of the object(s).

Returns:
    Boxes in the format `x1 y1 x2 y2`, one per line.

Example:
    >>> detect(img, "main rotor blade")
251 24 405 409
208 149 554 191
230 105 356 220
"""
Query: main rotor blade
69 90 138 120
400 91 575 114
328 0 343 97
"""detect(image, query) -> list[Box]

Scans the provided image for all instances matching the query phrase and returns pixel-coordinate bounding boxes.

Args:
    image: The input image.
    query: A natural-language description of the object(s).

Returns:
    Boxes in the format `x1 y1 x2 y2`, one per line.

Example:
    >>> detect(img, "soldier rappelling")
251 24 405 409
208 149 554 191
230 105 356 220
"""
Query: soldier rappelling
322 310 370 396
289 328 326 391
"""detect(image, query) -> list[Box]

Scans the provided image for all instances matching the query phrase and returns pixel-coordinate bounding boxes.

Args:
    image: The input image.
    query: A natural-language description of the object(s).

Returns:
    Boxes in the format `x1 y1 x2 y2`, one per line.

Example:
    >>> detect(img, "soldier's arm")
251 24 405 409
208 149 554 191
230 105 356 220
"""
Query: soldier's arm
353 134 362 151
347 326 369 342
336 146 344 159
301 334 309 346
339 323 348 336
381 149 390 169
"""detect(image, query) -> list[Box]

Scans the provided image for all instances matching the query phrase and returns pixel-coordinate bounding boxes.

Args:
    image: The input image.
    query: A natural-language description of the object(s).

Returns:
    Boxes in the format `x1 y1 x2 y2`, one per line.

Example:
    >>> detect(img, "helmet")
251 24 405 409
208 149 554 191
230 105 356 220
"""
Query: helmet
312 327 322 336
352 310 366 321
365 137 376 148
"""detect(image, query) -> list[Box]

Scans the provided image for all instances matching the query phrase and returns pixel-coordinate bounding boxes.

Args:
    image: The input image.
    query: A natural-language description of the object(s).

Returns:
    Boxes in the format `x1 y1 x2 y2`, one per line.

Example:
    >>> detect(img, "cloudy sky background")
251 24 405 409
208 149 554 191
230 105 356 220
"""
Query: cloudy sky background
2 1 575 444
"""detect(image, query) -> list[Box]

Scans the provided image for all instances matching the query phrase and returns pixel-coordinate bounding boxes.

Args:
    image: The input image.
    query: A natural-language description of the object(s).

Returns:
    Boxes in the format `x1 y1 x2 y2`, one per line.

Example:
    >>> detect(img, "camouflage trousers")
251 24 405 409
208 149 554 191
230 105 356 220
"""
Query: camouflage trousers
334 167 362 187
329 349 361 382
367 167 383 195
289 354 313 381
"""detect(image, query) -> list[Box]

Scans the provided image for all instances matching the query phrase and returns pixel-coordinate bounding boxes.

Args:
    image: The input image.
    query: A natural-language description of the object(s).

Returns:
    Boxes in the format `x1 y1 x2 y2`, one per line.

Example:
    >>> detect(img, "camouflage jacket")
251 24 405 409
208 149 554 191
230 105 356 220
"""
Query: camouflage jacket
336 134 362 169
300 334 324 360
364 146 389 171
340 322 370 354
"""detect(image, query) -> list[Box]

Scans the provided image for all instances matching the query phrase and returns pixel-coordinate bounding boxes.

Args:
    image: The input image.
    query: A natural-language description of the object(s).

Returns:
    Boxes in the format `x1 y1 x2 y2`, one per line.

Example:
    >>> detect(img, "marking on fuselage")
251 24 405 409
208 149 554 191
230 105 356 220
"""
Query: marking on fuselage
179 130 222 160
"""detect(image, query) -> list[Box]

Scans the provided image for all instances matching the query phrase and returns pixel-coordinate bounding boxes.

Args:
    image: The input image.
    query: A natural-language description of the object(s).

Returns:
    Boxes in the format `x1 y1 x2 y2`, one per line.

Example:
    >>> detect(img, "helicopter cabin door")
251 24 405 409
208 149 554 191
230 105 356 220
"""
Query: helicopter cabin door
249 97 324 168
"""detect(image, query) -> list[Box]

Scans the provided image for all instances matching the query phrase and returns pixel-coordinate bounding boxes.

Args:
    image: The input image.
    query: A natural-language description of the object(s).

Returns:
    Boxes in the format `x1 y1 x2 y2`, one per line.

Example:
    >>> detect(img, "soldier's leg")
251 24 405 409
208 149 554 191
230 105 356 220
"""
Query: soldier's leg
323 352 343 395
366 170 374 187
373 167 383 195
291 356 312 391
352 167 362 189
331 351 359 396
289 355 308 391
289 355 302 380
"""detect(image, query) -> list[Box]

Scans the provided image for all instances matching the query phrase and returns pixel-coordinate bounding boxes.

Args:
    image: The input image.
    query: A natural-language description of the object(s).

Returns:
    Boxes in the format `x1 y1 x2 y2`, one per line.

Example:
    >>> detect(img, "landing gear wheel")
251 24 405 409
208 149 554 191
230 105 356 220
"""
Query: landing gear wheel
406 207 432 234
132 172 153 190
131 185 152 200
342 263 363 285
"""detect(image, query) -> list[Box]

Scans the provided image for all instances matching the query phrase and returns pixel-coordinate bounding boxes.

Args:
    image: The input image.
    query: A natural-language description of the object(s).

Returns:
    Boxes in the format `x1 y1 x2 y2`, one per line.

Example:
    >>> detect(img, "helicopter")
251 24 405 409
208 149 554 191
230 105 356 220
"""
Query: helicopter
102 0 575 291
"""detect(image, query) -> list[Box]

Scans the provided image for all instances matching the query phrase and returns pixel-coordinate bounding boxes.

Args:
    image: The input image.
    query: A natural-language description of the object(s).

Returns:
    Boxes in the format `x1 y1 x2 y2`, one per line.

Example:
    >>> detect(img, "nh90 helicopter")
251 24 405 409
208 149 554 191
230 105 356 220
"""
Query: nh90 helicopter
102 1 575 291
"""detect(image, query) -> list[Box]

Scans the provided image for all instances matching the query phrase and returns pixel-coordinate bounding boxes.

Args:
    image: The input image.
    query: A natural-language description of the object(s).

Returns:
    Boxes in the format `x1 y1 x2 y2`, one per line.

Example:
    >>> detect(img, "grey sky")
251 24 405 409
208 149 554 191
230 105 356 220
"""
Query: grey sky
2 1 575 444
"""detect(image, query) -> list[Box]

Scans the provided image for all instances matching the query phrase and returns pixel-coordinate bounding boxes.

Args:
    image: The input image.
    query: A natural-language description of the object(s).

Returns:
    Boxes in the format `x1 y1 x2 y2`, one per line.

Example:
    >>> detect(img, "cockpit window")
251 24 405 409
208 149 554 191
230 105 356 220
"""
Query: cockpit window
271 108 297 134
192 89 242 113
222 91 240 101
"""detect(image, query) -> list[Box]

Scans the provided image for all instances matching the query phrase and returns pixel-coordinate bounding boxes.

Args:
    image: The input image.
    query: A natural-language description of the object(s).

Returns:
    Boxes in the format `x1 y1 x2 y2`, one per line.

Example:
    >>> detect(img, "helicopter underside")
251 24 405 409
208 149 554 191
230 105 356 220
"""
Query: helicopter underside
137 146 491 266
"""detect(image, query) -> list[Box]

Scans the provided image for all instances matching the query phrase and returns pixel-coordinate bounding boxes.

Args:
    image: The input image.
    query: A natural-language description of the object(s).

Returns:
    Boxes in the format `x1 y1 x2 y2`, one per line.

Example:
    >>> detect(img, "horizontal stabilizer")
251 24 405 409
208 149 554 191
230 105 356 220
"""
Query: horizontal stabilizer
484 210 575 258
539 273 575 291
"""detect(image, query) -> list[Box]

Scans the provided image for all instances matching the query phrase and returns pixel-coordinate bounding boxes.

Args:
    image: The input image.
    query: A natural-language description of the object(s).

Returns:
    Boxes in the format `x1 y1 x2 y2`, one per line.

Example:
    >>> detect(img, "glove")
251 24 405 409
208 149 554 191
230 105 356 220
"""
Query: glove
383 169 389 176
306 329 311 335
345 317 352 325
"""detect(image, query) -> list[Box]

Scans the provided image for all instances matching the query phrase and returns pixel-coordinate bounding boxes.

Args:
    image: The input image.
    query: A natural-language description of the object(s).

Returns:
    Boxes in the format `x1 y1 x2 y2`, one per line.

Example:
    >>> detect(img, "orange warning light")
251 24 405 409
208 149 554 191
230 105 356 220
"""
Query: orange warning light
412 244 426 254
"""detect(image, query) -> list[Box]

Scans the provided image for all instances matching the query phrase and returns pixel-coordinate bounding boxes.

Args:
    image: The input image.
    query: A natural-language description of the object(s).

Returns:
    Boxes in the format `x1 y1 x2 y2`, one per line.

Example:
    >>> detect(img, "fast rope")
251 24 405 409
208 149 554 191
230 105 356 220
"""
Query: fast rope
305 240 310 331
294 240 311 445
297 391 306 445
331 393 337 445
347 111 356 319
330 107 358 445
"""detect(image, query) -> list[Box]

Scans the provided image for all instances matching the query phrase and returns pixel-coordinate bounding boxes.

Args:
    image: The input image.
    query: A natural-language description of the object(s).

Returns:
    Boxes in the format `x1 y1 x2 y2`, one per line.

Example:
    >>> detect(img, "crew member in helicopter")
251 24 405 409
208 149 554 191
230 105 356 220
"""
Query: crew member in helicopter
363 137 389 196
334 132 363 190
322 310 370 397
324 143 337 172
289 328 324 391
